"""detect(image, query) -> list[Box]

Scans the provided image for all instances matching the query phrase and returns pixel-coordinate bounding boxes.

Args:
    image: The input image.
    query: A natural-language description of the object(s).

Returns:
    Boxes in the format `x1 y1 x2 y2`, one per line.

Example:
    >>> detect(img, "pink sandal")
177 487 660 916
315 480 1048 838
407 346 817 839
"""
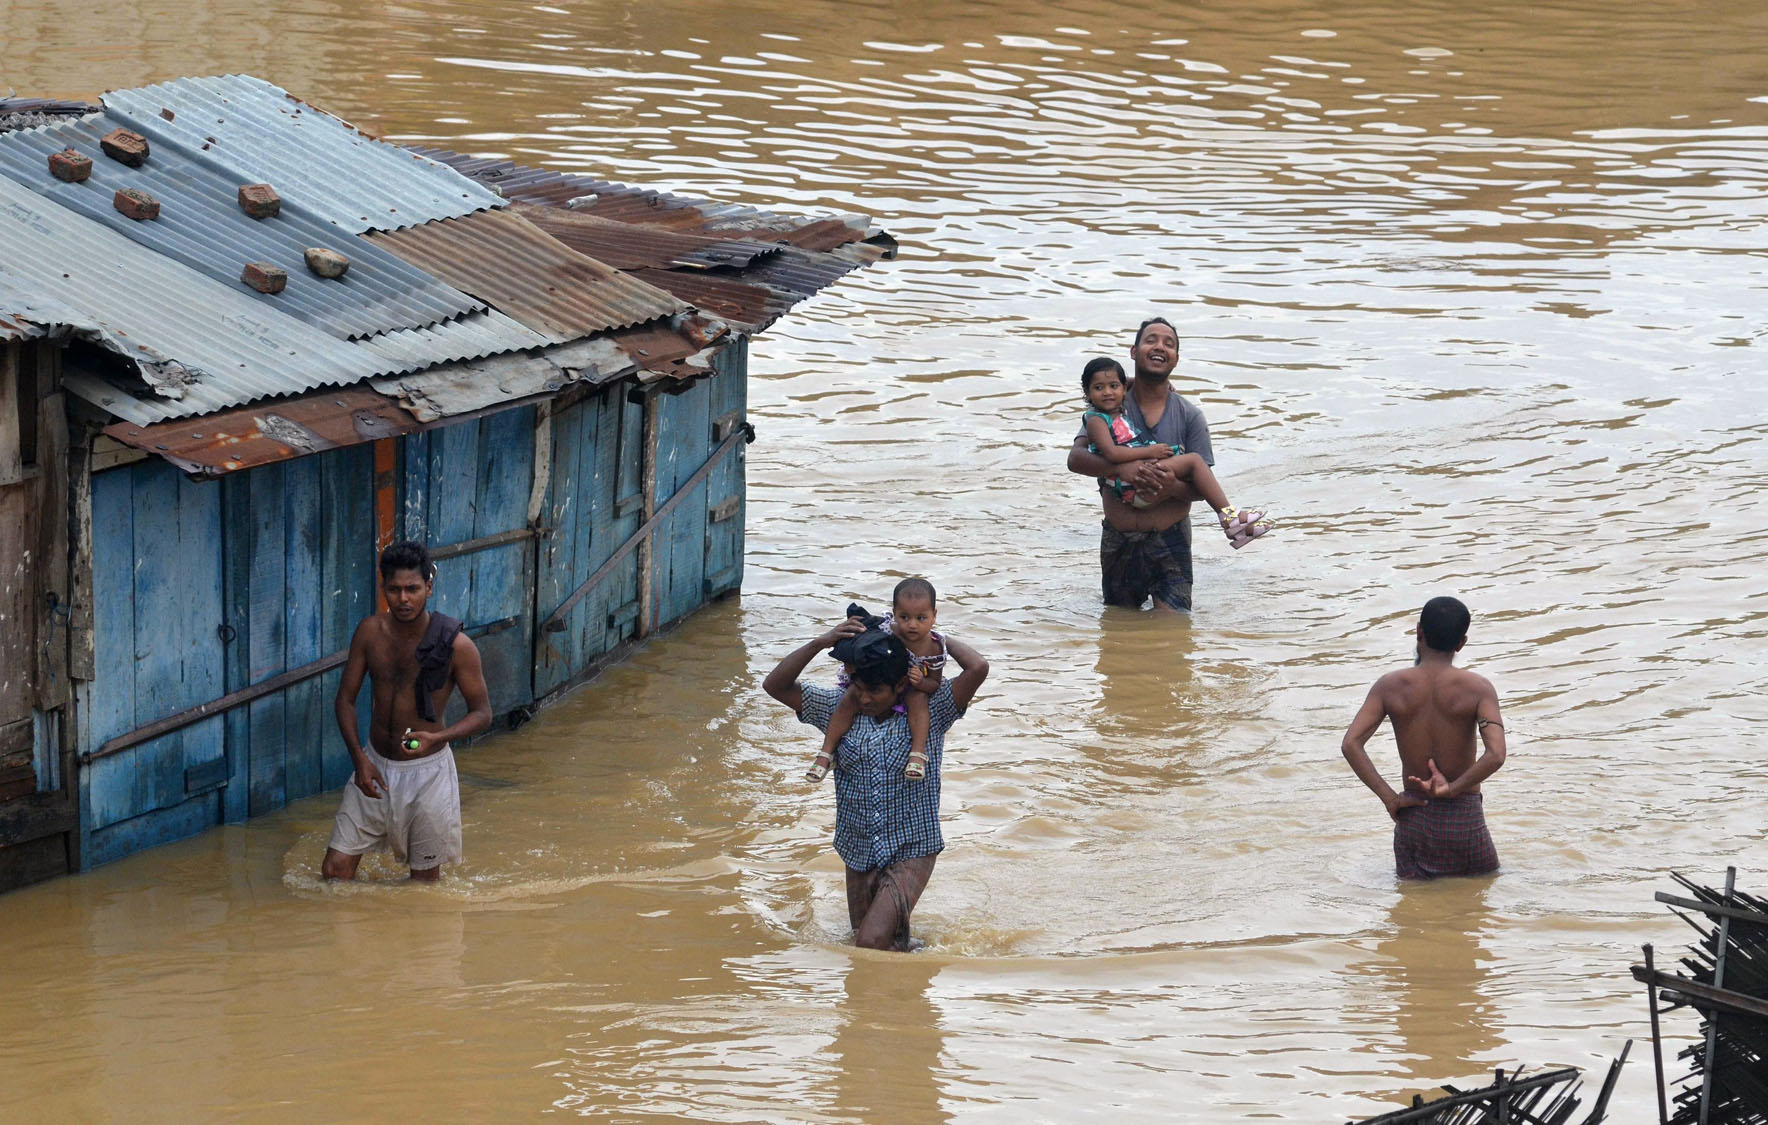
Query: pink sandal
1228 520 1272 549
1218 506 1272 549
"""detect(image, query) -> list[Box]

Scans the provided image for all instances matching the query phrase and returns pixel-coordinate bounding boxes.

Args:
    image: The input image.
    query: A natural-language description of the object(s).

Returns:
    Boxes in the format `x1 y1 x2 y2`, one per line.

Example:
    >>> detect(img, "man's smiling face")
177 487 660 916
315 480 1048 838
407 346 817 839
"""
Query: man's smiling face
1131 320 1179 380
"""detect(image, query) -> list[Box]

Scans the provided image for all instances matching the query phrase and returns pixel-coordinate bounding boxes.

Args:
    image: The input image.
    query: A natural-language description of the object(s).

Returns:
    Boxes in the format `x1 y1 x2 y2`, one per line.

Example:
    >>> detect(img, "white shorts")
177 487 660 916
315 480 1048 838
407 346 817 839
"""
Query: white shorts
327 744 462 870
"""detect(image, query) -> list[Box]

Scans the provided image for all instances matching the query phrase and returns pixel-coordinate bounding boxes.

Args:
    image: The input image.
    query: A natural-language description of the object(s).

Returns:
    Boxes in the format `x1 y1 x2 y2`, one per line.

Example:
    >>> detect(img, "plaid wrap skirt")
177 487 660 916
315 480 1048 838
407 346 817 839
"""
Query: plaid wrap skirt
1392 792 1499 880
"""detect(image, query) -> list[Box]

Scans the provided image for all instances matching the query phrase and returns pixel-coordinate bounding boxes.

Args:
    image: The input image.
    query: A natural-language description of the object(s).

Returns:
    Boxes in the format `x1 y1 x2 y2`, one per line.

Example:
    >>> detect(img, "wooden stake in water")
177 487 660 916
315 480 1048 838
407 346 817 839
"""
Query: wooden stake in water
1696 866 1737 1125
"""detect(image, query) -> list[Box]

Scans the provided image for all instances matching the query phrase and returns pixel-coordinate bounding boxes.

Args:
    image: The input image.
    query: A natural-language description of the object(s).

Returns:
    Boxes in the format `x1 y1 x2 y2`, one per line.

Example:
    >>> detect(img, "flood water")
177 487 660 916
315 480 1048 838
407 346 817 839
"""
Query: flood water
3 0 1767 1118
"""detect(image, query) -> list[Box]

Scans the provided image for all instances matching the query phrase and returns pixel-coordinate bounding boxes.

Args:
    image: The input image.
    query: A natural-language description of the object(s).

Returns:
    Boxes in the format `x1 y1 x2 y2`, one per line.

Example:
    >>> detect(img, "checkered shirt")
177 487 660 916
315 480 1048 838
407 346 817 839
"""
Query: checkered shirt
797 681 964 871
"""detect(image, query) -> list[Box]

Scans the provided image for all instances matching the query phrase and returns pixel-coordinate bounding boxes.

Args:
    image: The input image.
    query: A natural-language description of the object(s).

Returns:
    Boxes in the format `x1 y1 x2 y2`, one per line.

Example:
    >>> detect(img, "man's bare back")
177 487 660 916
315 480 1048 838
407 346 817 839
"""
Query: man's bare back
1372 662 1502 799
1340 597 1506 880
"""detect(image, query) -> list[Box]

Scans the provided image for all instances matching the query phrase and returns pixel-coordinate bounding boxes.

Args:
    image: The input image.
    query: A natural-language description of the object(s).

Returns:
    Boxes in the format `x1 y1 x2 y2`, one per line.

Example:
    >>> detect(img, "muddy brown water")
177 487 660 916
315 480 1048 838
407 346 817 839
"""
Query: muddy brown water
3 0 1766 1119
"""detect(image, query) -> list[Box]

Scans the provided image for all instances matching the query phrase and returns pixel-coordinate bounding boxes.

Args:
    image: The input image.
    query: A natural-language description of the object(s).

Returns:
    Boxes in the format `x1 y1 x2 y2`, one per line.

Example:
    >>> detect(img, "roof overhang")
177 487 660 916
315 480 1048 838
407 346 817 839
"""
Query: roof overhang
99 317 728 477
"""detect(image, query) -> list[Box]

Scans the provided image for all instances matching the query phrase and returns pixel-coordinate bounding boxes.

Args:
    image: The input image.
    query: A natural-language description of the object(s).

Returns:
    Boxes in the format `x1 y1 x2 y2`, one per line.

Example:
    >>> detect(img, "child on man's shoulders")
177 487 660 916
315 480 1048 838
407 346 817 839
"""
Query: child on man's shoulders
805 578 947 783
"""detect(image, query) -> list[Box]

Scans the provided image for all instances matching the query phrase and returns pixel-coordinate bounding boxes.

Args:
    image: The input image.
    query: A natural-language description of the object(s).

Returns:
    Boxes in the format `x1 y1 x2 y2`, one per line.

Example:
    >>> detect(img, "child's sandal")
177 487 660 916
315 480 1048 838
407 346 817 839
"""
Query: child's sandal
1228 519 1273 549
904 751 927 781
805 753 832 783
1217 506 1266 538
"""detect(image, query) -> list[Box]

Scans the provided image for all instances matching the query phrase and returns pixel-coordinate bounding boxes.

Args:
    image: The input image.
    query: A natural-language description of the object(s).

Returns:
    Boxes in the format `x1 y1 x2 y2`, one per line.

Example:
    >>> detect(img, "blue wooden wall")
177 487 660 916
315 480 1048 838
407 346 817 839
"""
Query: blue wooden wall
535 386 645 697
84 459 228 866
220 447 377 822
77 364 746 869
399 406 537 722
651 343 747 625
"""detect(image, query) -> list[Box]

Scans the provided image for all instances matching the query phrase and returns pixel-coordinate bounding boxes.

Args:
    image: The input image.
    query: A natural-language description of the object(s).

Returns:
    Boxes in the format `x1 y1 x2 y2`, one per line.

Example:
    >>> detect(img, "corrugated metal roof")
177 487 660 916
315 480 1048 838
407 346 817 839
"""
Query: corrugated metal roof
370 334 635 423
0 97 98 116
515 202 782 271
102 75 505 234
355 309 552 370
0 175 558 425
48 309 554 429
4 81 893 472
365 207 685 344
0 176 386 416
627 269 793 333
97 318 724 474
729 243 882 303
408 147 894 250
0 97 99 134
0 113 484 339
100 386 419 476
0 284 90 343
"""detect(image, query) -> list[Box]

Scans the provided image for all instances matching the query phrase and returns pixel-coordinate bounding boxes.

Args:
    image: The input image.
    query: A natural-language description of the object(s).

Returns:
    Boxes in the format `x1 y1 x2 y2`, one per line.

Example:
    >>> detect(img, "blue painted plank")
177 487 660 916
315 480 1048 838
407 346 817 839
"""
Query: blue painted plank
322 445 375 790
533 399 583 696
220 474 252 823
129 461 186 817
473 408 534 624
428 421 481 623
603 390 644 649
174 471 225 814
86 469 137 832
245 463 288 816
86 792 219 869
704 345 747 598
400 430 429 545
655 381 711 627
282 456 324 802
563 388 620 670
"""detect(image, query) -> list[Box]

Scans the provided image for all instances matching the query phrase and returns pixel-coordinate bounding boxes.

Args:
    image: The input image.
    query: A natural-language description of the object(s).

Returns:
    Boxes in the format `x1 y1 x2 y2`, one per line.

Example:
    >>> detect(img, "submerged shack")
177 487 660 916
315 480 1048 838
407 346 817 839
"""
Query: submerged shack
0 76 893 892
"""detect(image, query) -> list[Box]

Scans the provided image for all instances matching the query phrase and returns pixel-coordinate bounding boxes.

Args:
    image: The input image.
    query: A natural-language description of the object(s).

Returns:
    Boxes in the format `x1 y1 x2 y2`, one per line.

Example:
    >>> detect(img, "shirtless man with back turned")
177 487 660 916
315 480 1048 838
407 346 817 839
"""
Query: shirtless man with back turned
1340 596 1507 880
321 540 492 882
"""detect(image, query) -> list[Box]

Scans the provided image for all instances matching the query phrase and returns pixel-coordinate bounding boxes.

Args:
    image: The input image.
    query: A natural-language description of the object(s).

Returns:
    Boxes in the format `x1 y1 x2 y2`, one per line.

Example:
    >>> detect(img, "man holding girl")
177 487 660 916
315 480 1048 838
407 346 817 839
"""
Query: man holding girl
1066 316 1271 612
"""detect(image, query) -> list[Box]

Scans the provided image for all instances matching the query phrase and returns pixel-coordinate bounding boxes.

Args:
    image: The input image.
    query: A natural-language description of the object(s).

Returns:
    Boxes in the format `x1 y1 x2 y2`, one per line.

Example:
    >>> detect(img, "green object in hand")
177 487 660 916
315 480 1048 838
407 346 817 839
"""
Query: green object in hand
403 731 421 752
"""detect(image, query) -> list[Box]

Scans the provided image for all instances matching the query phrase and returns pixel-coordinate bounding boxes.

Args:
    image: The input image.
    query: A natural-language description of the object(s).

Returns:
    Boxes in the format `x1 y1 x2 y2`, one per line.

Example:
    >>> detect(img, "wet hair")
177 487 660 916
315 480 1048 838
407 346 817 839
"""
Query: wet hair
1133 316 1177 348
1419 596 1470 652
893 577 937 611
379 540 435 583
1081 356 1125 395
852 635 910 688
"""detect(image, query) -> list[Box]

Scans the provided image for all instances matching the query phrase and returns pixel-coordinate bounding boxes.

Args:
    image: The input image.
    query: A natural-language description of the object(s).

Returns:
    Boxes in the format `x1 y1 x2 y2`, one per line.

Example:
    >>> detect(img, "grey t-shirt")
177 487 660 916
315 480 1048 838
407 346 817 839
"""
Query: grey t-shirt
1077 385 1214 490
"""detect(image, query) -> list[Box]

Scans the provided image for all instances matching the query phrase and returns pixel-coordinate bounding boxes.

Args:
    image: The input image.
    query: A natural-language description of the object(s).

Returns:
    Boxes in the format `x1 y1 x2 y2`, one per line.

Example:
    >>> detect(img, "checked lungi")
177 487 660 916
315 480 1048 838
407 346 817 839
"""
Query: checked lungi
1393 792 1499 880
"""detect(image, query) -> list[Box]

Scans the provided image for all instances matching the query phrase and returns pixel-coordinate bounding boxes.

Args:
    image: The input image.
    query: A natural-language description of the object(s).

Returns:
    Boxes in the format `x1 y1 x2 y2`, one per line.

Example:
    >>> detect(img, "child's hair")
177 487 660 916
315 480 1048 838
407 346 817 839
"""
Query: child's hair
379 540 435 582
1081 356 1125 395
852 636 910 687
893 577 936 611
1419 596 1470 652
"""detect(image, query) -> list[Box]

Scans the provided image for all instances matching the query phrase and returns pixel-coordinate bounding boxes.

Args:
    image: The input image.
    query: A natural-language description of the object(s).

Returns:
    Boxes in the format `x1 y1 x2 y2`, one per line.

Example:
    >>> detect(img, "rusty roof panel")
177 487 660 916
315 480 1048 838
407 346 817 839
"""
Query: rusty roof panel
0 113 484 339
408 147 888 247
365 208 685 343
101 386 420 476
628 269 793 333
514 203 782 271
101 317 733 475
102 76 505 233
370 334 634 423
731 244 876 302
0 315 40 341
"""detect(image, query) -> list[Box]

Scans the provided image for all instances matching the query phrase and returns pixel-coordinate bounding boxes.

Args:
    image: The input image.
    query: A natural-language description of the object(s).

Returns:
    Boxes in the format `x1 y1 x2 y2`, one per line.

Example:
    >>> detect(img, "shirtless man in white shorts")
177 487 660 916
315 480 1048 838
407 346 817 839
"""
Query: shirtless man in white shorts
321 540 492 882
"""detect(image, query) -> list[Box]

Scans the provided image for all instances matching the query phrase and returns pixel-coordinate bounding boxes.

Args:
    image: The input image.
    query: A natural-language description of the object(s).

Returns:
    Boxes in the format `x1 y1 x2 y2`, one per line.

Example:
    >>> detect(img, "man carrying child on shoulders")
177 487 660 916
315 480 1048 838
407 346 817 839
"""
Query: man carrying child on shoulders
763 599 989 951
